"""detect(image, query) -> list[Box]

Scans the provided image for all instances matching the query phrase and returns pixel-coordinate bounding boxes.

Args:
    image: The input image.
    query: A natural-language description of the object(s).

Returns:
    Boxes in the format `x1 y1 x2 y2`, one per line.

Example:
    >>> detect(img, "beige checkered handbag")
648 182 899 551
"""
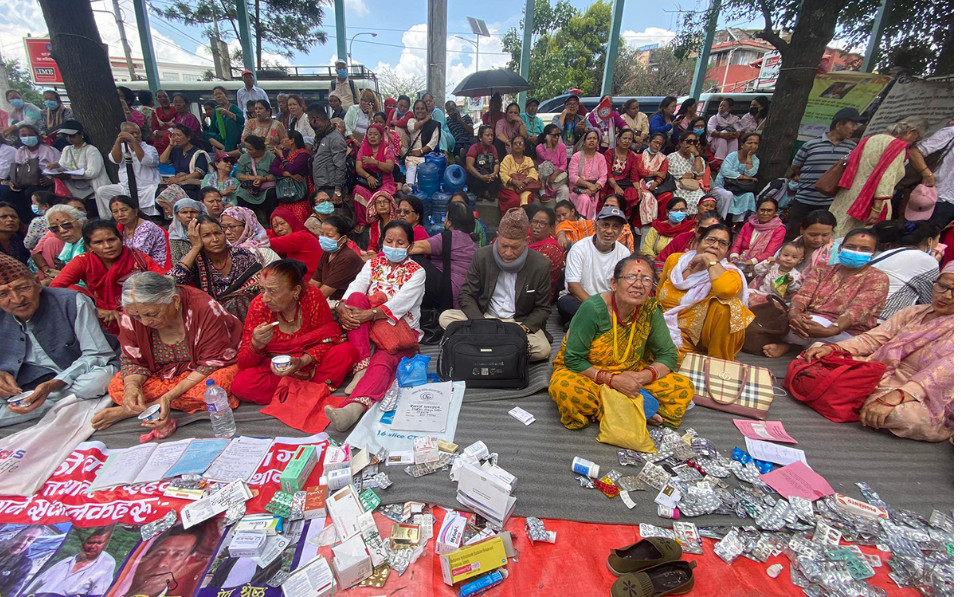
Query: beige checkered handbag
678 353 776 420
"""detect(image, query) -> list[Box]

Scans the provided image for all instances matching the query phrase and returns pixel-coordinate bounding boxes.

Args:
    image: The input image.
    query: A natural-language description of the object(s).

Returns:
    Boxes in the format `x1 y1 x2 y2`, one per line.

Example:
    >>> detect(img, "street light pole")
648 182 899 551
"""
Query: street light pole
348 32 377 66
454 35 479 72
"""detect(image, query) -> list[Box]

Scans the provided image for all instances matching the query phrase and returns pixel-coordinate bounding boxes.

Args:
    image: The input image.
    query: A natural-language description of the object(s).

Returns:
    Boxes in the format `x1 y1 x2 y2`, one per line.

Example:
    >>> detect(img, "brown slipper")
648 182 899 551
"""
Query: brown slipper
607 537 682 575
610 561 696 597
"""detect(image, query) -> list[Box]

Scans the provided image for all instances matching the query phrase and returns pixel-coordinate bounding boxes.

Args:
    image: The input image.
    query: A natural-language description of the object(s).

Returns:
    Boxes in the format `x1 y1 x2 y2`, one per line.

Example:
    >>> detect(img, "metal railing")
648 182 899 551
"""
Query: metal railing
250 64 377 81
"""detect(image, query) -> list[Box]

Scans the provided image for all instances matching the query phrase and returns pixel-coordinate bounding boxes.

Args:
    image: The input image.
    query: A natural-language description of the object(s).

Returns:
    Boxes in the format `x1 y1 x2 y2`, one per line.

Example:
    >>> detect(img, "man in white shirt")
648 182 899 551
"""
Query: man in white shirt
915 122 954 230
95 122 161 219
558 206 632 326
236 69 269 114
26 526 116 596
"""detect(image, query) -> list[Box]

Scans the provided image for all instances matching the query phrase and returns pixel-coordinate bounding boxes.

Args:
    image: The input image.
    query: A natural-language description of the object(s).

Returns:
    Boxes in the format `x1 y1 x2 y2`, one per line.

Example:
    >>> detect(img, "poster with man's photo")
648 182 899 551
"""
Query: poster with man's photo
21 524 141 597
196 519 312 597
102 519 224 597
0 522 72 597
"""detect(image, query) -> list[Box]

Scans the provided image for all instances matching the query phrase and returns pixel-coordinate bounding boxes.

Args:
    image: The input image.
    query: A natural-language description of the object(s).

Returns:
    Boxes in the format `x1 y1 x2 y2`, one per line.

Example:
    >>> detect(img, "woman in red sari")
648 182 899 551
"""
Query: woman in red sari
633 132 673 227
352 124 398 226
233 260 358 404
268 206 323 279
603 128 639 220
150 90 177 152
527 205 565 294
91 272 243 431
50 220 164 334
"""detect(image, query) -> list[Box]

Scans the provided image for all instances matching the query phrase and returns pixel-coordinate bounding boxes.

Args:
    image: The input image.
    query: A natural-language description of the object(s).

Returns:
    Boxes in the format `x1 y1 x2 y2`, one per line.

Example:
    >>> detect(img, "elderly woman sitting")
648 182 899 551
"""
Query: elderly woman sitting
50 220 164 334
40 204 87 278
763 228 889 358
549 255 694 430
169 215 262 320
801 265 954 442
657 224 752 360
328 221 426 432
221 205 280 267
91 272 243 431
233 260 358 404
167 198 207 265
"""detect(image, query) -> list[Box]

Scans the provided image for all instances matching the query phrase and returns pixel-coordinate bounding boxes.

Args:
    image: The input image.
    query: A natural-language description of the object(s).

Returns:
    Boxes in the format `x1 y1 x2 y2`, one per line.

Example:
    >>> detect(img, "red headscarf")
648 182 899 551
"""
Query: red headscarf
358 123 395 163
267 206 308 238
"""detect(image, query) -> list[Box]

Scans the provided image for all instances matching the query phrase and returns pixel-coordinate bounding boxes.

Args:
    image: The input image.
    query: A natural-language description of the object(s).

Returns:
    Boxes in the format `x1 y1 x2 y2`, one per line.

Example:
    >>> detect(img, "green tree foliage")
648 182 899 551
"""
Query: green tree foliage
502 0 614 100
3 59 43 105
614 45 696 96
155 0 327 71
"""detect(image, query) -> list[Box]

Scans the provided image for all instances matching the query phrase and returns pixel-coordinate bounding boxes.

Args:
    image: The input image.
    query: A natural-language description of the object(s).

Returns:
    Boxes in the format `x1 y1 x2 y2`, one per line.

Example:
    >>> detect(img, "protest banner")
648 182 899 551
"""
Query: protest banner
797 72 890 142
863 73 953 137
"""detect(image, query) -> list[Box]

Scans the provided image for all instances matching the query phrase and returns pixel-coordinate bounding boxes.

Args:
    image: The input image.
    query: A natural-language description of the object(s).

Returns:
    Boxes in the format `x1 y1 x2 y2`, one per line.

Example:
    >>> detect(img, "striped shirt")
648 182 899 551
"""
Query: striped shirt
791 133 857 206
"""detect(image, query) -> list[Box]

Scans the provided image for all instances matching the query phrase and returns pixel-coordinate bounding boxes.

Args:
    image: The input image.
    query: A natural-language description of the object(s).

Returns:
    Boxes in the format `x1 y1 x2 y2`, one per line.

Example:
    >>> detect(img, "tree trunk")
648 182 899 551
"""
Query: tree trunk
37 0 124 182
757 0 846 184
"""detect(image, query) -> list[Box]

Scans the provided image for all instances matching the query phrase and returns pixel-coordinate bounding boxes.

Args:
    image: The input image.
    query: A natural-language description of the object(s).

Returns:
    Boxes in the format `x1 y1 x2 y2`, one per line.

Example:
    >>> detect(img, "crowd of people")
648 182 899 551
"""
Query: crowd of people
0 76 953 443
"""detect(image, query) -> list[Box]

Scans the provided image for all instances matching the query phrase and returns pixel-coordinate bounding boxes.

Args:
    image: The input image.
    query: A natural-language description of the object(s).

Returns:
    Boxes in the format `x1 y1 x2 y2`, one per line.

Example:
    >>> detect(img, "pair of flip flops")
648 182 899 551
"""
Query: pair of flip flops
608 538 696 597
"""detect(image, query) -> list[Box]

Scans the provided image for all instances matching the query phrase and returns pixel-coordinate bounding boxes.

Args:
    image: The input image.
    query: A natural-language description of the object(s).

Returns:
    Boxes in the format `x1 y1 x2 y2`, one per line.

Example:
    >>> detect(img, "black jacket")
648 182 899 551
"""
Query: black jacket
458 245 552 334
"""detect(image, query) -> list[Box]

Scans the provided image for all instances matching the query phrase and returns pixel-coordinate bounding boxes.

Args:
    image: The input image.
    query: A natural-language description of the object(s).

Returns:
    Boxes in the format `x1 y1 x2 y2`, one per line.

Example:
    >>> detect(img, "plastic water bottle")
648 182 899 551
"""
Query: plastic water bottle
204 379 236 438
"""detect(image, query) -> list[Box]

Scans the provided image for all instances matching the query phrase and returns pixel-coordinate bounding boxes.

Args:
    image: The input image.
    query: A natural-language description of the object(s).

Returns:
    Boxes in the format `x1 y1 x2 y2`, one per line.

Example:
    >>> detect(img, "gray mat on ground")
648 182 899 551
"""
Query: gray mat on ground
10 351 950 527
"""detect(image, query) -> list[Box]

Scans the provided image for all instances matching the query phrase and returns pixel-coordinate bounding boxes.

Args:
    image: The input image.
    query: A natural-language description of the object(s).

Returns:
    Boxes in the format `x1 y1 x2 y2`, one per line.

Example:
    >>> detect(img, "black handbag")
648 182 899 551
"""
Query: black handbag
647 173 676 195
742 295 789 356
438 318 530 389
356 170 383 190
11 158 41 188
725 177 757 194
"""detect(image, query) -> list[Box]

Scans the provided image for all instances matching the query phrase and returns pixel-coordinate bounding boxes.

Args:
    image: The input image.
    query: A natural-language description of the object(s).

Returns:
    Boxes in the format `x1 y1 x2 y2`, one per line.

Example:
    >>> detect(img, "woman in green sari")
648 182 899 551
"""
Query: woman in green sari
204 85 245 152
549 254 694 430
236 135 277 224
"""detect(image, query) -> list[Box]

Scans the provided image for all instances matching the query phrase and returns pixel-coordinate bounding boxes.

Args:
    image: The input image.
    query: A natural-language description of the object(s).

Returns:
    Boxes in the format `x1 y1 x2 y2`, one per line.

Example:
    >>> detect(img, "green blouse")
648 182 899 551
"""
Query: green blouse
563 293 677 373
235 151 274 205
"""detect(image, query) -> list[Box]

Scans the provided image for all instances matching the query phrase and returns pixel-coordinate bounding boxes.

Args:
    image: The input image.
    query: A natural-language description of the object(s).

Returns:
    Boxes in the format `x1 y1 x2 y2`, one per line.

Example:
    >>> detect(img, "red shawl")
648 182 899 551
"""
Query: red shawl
529 236 565 286
118 285 243 380
840 135 910 221
267 206 308 237
50 248 163 314
651 215 694 237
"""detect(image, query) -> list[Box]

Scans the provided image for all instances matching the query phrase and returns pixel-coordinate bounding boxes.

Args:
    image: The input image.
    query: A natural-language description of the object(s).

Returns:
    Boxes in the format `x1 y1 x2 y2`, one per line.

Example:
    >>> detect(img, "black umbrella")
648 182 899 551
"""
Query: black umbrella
451 69 531 97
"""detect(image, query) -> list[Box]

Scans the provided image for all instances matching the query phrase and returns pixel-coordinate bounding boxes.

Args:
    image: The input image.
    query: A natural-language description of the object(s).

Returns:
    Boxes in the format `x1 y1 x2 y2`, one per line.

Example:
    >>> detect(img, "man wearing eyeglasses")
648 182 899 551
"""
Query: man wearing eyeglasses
558 206 632 327
0 254 119 427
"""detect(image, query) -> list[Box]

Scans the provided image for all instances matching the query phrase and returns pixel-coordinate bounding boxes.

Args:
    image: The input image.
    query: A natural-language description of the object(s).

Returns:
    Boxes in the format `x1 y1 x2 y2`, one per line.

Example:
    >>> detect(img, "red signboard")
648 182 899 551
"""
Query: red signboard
24 37 64 85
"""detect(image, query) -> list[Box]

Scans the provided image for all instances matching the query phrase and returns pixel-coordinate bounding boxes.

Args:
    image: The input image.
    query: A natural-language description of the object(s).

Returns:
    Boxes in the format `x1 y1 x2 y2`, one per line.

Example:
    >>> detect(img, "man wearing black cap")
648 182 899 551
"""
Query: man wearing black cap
557 206 631 326
785 107 860 237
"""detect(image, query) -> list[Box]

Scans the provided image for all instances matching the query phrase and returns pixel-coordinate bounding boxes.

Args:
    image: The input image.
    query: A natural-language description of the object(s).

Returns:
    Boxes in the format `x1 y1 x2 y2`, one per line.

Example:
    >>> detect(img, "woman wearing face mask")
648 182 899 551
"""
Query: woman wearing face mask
869 220 942 321
221 204 281 266
707 98 740 160
241 100 287 153
2 90 41 140
24 191 56 251
620 99 649 149
713 132 761 223
47 120 110 200
330 221 426 432
39 89 73 140
739 96 769 136
689 116 721 175
632 132 672 227
657 223 752 360
729 197 786 267
310 215 364 302
830 117 930 237
801 265 954 442
9 124 58 221
641 197 694 258
763 228 889 358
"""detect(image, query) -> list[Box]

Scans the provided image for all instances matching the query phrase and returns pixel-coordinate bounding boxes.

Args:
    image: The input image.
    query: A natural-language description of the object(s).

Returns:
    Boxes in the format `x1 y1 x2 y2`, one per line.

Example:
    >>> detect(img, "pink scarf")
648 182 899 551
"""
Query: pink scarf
741 215 784 263
840 135 909 221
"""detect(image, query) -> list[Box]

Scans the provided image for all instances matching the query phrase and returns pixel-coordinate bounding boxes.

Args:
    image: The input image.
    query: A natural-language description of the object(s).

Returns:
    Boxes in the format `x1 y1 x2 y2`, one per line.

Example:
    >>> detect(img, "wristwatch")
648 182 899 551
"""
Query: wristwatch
708 261 718 267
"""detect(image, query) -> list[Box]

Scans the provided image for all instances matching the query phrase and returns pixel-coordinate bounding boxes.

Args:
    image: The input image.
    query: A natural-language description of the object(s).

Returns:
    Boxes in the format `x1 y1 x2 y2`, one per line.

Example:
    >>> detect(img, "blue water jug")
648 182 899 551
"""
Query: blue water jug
431 191 451 222
442 165 467 193
417 161 441 196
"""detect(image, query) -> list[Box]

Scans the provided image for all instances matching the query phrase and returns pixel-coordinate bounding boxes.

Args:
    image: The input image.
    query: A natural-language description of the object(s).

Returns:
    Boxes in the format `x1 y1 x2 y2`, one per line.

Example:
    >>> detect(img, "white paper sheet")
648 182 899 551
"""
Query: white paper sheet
88 443 157 491
203 436 273 482
132 439 192 484
42 168 84 176
164 438 231 478
389 382 453 434
745 437 808 466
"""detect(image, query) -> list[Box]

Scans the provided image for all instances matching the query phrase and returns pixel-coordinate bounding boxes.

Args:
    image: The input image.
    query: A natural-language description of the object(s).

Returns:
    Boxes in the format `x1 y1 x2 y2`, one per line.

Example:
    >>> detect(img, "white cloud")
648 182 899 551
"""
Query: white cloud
344 0 370 17
372 23 512 97
623 27 676 49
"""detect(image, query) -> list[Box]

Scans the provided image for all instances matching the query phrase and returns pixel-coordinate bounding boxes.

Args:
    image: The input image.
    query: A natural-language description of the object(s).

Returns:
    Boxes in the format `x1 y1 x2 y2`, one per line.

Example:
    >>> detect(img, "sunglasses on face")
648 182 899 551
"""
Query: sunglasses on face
682 139 697 144
49 222 75 233
398 208 413 216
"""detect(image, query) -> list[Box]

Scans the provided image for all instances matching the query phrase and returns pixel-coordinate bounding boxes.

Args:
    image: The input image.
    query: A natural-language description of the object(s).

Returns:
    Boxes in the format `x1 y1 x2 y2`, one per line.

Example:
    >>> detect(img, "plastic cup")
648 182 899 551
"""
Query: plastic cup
271 355 292 373
6 391 34 408
138 404 162 422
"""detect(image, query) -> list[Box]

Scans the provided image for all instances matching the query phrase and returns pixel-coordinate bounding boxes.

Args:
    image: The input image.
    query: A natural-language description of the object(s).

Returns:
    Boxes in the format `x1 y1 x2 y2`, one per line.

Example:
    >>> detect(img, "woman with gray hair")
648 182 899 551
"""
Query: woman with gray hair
830 116 930 236
91 271 244 432
39 203 88 278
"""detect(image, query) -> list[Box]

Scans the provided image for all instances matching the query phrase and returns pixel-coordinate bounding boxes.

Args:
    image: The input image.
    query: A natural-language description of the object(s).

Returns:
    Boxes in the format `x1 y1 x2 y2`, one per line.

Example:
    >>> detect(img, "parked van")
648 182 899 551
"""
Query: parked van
537 95 664 127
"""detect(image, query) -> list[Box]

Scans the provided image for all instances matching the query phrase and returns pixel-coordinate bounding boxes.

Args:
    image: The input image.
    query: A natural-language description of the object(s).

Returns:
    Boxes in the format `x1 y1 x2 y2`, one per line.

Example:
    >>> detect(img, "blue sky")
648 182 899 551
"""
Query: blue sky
1 0 755 92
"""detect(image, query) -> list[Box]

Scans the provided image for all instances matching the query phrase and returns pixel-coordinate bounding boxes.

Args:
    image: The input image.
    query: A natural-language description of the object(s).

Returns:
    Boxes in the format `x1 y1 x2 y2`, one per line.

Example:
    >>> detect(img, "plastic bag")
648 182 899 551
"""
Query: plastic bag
596 385 656 452
397 354 431 387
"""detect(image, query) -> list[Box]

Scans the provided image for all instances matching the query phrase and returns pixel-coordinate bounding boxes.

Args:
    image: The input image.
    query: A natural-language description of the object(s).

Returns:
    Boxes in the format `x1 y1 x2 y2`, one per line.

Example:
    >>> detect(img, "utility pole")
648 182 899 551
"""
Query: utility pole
112 0 137 80
688 0 721 100
426 0 447 101
599 0 625 96
861 0 892 72
131 0 160 92
518 0 535 107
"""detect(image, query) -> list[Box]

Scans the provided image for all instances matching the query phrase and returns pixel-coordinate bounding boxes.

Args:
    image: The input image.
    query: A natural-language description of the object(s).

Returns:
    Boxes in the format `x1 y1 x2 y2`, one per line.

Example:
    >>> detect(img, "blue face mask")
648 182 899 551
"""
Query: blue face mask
43 100 58 110
337 69 348 79
668 211 686 224
318 235 341 252
20 136 39 147
9 99 24 109
787 180 800 191
314 201 334 215
692 128 705 135
838 248 873 269
383 246 408 263
31 205 44 216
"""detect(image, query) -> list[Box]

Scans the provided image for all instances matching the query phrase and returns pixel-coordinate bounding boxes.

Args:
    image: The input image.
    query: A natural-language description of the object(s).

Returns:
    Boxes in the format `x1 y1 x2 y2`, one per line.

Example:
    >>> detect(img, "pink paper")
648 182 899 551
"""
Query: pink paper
733 419 797 444
760 462 835 501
